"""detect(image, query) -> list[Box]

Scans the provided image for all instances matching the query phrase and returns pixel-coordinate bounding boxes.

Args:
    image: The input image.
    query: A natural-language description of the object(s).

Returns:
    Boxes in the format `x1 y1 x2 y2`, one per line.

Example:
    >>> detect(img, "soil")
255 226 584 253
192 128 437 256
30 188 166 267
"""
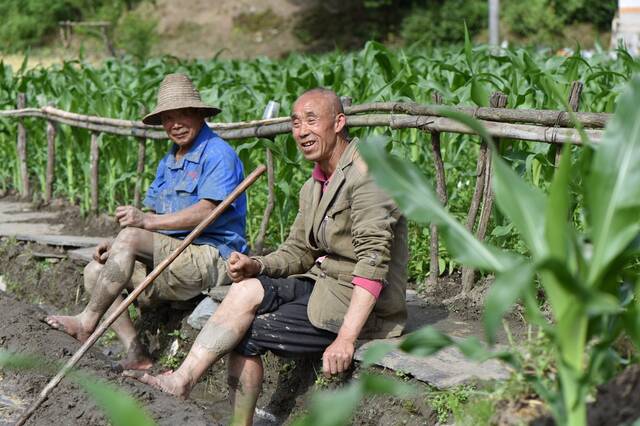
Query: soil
0 196 440 425
3 197 636 426
0 292 213 425
587 364 640 426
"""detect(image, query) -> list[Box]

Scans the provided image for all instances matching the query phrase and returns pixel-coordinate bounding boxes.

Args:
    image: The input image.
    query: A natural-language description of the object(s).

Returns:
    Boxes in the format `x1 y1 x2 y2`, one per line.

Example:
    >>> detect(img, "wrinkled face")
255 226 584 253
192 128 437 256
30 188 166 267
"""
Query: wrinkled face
160 108 204 148
291 93 343 163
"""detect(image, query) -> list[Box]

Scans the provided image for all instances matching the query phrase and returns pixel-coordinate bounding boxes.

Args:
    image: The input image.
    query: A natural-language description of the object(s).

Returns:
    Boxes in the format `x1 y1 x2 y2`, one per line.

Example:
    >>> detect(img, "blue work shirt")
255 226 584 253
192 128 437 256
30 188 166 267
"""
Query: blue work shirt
143 124 248 258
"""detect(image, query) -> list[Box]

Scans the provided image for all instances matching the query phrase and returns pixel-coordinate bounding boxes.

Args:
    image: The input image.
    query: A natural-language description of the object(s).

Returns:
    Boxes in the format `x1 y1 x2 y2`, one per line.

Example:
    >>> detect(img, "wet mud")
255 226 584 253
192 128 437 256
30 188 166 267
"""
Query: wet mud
0 292 214 425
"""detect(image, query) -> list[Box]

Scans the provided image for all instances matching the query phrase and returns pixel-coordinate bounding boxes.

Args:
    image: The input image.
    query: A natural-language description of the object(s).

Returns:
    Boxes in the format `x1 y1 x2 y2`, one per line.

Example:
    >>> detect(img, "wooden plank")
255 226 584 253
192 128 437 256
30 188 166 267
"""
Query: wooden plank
45 119 56 204
90 132 100 215
0 233 107 248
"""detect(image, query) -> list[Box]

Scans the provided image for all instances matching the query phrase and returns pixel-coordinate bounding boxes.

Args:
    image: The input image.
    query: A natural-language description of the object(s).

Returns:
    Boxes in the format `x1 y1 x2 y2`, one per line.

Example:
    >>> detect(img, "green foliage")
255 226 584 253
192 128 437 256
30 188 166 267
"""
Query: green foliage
358 75 640 425
0 0 148 53
0 42 635 281
115 9 158 60
401 0 487 46
295 372 415 426
427 384 475 423
503 0 563 45
0 0 81 52
0 350 156 425
503 0 617 45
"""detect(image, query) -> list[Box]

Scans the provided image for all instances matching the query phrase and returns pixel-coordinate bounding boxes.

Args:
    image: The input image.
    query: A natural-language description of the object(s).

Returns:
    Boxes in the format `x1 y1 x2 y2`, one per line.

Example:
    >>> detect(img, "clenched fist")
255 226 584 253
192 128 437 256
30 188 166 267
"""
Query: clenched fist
226 251 261 282
115 205 148 229
93 240 112 264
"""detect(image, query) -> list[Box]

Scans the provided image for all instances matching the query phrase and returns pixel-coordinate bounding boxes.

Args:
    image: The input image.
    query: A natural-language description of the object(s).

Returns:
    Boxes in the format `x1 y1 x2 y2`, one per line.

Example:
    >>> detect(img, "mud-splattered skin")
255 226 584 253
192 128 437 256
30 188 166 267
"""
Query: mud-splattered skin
193 322 240 355
85 254 132 317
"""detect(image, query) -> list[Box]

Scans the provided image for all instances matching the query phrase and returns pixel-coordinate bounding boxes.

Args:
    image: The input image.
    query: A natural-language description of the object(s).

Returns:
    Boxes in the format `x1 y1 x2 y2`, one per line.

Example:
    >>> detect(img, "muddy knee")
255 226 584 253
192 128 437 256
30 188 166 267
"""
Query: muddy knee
112 227 143 252
83 261 103 294
226 279 264 309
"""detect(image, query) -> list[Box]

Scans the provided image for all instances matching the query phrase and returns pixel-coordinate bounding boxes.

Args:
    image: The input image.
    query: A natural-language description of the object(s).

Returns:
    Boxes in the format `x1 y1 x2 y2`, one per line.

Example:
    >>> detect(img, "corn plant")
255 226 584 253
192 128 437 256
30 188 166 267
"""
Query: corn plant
0 42 636 279
336 75 640 425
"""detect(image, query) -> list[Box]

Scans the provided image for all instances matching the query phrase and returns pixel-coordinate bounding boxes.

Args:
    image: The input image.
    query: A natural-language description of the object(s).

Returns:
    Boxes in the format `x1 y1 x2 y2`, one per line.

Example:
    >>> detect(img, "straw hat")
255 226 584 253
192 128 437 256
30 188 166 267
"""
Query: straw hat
142 73 221 125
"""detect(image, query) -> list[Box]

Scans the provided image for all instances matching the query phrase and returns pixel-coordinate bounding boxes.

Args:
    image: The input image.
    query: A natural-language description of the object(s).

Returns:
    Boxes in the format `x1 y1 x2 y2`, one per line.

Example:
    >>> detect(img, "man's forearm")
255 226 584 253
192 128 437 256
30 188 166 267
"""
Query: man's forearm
336 285 377 342
144 199 217 231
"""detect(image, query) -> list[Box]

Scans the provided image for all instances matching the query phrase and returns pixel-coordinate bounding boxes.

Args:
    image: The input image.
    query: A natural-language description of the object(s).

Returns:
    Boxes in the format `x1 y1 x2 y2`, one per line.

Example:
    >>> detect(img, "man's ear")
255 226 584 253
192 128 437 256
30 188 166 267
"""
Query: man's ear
334 113 347 134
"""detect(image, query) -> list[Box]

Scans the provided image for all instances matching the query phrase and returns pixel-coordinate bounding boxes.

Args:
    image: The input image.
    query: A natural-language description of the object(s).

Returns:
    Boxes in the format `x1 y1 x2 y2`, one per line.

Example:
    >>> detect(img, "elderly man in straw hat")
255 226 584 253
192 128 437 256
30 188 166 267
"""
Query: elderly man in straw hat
45 73 248 371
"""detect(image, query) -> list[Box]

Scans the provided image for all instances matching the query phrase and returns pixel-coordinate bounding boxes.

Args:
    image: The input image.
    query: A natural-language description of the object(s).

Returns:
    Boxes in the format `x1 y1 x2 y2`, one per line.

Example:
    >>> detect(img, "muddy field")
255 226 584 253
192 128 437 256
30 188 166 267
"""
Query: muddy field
0 197 638 425
0 292 217 425
0 198 433 425
0 241 433 426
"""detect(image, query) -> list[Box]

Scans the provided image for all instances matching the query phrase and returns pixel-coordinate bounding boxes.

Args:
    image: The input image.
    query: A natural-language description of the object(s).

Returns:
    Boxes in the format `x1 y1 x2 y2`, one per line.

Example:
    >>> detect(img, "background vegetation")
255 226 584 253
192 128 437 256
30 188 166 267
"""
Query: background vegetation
0 0 619 57
0 41 635 283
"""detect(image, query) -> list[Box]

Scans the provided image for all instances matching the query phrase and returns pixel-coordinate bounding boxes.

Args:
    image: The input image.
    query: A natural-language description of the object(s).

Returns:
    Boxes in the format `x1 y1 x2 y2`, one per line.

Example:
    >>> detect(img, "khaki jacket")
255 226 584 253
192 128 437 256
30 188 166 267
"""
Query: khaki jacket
255 139 408 339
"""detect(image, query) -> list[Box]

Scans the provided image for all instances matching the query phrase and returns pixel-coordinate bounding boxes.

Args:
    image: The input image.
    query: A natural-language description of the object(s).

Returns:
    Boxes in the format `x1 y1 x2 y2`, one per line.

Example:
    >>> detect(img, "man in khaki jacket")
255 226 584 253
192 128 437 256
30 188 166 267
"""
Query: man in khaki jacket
127 88 408 425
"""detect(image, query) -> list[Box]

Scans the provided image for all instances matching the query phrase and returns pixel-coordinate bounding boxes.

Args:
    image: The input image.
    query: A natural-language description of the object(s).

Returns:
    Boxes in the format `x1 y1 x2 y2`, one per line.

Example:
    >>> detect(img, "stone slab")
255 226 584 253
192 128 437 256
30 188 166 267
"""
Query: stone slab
67 247 95 263
354 337 510 389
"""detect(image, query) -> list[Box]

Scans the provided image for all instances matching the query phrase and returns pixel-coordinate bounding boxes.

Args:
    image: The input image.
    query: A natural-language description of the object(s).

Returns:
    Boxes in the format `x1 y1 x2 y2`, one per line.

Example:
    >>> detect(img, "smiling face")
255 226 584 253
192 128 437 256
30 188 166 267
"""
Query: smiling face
291 91 347 171
160 108 205 149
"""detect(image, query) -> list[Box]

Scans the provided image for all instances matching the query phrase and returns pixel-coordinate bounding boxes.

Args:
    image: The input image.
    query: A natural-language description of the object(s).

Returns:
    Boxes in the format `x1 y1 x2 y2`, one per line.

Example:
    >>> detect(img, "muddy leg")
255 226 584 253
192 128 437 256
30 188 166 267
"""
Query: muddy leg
125 278 265 397
84 260 152 369
228 353 263 426
45 228 154 344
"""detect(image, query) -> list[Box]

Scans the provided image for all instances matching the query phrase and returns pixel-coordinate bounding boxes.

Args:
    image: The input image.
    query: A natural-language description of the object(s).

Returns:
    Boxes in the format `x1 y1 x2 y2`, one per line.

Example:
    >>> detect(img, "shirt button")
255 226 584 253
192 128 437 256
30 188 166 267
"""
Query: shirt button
320 272 326 278
368 260 376 266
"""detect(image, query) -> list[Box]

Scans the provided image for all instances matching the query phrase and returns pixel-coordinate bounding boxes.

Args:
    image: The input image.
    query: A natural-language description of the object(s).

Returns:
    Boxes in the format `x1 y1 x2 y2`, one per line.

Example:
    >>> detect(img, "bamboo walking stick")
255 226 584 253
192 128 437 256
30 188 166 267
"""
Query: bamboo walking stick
16 164 267 425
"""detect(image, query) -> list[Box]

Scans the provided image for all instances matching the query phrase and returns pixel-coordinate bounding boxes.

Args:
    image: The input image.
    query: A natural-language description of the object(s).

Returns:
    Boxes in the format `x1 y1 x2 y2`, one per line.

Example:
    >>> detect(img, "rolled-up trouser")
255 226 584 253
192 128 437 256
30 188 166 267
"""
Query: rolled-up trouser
233 275 337 358
132 233 230 306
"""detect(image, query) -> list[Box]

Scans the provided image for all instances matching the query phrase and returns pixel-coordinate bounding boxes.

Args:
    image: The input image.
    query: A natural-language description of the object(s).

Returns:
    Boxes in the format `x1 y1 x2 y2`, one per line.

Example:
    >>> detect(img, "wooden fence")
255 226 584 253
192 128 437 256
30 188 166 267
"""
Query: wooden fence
0 81 611 289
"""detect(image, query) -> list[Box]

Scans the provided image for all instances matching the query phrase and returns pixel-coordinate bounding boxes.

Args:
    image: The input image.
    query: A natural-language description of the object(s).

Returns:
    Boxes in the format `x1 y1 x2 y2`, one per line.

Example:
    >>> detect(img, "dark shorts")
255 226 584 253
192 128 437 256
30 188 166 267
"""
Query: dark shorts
233 276 337 358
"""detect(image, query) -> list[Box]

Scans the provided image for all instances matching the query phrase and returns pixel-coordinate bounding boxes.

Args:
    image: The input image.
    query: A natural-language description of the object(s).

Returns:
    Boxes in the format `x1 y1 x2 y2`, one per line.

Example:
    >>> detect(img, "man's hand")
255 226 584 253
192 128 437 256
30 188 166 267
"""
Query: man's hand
226 252 261 282
322 337 355 377
115 205 149 229
93 240 112 264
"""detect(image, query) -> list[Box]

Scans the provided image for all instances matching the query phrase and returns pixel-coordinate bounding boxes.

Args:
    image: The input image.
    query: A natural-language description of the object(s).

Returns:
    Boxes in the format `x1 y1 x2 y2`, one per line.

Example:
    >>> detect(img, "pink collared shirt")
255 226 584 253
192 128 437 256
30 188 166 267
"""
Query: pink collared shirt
312 163 383 299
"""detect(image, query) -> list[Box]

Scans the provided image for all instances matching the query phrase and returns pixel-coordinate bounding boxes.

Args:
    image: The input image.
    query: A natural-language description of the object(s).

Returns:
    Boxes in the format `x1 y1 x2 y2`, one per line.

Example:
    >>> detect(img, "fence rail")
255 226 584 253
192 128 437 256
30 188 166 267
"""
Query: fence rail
0 81 608 289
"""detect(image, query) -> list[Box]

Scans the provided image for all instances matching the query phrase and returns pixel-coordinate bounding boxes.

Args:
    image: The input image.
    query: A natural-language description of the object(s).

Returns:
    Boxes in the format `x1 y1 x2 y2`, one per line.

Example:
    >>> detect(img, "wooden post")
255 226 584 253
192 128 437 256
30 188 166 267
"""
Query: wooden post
254 100 281 254
554 81 583 166
16 93 30 198
477 92 507 242
254 146 275 254
90 132 100 214
133 138 146 208
45 118 57 204
101 25 116 56
461 92 507 293
460 154 487 292
428 92 447 286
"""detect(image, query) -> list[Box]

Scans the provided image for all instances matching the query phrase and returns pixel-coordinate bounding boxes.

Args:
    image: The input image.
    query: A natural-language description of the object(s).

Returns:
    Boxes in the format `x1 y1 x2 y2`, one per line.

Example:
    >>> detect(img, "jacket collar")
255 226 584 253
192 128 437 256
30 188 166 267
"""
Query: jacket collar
166 123 212 169
309 138 360 242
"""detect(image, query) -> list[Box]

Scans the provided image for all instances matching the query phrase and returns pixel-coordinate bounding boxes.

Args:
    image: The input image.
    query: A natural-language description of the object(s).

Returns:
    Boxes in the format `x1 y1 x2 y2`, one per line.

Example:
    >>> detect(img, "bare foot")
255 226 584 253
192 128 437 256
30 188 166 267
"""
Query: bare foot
118 344 153 371
44 315 93 342
123 370 191 398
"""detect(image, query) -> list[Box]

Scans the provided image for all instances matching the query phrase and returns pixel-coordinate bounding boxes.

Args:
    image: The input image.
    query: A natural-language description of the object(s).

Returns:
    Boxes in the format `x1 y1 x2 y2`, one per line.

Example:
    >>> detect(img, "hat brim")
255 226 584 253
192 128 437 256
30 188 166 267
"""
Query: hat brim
142 104 222 126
